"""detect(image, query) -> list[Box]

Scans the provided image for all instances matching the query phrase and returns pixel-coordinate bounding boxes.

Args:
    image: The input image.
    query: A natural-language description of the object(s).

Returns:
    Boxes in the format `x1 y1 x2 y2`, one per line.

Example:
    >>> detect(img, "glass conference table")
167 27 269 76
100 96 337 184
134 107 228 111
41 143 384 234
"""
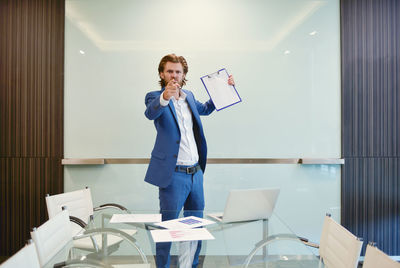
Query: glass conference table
45 210 322 268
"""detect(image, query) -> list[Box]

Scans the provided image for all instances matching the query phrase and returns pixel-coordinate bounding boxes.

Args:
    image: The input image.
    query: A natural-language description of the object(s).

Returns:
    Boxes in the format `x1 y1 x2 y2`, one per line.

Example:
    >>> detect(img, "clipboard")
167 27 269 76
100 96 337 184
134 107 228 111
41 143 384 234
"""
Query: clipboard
200 68 242 111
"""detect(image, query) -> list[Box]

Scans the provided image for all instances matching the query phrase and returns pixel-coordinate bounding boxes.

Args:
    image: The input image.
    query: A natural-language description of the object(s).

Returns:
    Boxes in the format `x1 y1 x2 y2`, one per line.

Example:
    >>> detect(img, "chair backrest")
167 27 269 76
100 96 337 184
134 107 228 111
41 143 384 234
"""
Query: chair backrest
0 242 40 268
363 243 400 268
319 215 363 268
31 210 72 266
46 188 94 224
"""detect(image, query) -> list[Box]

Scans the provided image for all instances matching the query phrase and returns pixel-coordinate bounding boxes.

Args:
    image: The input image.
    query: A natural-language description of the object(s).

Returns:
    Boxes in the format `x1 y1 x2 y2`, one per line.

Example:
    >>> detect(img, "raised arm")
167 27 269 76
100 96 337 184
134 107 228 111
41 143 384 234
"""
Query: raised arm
144 92 166 120
194 98 216 116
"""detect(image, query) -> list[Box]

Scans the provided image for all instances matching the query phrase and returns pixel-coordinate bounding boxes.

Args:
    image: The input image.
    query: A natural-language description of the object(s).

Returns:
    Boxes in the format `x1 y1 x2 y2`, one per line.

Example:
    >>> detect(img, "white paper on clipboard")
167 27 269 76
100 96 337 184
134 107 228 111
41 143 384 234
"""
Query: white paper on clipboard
200 68 241 111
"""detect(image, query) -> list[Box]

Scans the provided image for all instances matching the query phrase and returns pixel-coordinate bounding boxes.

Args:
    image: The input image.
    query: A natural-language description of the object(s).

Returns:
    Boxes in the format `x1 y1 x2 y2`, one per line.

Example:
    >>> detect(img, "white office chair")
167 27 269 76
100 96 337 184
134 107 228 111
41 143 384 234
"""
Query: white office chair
45 187 137 253
318 214 363 268
296 214 363 268
0 241 40 268
363 242 400 268
31 209 73 266
32 209 146 267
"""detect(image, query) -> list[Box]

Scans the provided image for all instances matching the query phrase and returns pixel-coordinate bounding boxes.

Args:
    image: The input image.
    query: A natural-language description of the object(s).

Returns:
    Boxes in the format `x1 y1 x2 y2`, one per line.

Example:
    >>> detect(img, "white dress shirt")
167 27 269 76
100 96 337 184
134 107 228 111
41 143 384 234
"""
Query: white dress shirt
160 91 198 166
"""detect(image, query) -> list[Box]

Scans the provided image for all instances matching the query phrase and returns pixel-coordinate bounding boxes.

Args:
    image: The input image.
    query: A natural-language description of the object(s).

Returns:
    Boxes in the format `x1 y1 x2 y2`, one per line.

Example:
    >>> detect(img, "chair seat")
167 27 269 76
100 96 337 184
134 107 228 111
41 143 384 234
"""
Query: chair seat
73 229 137 249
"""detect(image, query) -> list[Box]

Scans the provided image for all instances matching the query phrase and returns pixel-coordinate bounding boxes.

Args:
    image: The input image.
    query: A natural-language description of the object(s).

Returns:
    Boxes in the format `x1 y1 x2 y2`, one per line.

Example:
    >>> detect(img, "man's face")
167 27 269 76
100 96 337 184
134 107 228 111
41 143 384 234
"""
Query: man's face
160 62 185 87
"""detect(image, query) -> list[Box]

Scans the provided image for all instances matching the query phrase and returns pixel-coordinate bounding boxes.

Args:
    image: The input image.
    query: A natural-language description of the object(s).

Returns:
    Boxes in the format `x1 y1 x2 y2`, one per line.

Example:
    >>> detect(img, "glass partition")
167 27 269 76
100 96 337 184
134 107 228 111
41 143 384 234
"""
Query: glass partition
65 163 340 251
64 0 341 248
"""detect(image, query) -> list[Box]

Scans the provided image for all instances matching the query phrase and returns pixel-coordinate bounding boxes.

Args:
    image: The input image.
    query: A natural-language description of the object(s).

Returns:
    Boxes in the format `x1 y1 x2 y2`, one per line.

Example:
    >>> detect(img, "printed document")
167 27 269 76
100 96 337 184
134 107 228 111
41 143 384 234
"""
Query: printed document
110 214 162 223
154 216 215 229
150 228 215 243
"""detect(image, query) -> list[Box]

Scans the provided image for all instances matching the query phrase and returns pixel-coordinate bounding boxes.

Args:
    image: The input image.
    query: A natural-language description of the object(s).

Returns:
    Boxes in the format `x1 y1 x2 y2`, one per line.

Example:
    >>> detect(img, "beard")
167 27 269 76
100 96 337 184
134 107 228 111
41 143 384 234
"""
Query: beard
162 78 183 88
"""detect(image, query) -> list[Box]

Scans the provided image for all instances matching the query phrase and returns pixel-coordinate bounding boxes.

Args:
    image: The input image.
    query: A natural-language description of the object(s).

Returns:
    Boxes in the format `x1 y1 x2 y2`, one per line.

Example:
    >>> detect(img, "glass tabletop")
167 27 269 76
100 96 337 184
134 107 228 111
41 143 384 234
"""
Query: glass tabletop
45 209 322 268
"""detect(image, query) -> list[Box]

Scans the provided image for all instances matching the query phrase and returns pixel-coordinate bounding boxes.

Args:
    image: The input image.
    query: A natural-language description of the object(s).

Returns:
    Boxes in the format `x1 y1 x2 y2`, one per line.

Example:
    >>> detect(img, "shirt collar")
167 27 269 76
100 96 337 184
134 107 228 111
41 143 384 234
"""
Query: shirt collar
171 89 187 103
179 90 187 100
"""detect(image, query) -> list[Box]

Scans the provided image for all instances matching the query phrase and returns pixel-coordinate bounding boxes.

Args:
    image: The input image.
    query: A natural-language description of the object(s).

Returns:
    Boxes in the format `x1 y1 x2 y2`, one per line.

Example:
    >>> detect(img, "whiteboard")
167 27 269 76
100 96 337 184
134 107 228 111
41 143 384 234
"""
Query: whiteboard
64 0 341 158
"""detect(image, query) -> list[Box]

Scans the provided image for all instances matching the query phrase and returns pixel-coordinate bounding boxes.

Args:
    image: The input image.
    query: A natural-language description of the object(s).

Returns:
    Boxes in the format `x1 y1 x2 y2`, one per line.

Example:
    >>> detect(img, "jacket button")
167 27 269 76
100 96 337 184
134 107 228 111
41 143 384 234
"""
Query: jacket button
173 155 177 158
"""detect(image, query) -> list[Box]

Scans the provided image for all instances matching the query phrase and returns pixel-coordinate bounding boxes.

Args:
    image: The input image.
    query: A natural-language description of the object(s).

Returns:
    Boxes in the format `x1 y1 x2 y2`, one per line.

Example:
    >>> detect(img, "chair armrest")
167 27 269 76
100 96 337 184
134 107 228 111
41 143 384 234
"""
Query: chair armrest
297 236 320 248
94 203 129 212
69 216 87 228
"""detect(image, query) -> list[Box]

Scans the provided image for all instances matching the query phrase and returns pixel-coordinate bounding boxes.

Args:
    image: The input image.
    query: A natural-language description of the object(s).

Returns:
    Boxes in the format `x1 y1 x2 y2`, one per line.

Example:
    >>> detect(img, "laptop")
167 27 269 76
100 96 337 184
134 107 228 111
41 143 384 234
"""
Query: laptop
207 188 280 223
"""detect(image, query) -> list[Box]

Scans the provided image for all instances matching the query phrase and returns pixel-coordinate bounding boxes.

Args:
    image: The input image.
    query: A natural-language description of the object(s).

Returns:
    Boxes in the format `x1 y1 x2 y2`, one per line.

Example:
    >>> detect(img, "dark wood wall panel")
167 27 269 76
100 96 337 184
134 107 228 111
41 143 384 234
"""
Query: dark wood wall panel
0 158 63 254
342 158 400 254
0 0 64 158
0 0 64 256
341 0 400 255
342 0 400 158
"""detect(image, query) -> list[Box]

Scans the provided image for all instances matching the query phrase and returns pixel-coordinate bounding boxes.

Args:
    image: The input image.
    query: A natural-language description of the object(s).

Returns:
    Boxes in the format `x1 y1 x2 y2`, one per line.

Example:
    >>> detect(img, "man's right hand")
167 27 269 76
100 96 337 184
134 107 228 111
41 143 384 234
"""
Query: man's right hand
162 80 180 100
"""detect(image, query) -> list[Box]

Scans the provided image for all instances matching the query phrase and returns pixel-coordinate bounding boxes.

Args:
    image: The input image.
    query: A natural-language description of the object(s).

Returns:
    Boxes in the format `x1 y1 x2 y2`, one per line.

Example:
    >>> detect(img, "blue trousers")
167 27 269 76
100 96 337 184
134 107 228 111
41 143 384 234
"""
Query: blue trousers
156 167 204 268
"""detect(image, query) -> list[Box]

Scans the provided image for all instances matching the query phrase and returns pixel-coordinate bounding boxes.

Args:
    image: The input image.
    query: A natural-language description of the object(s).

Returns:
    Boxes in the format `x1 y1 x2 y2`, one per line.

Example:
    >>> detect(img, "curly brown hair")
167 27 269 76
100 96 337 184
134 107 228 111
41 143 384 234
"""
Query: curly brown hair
158 54 188 88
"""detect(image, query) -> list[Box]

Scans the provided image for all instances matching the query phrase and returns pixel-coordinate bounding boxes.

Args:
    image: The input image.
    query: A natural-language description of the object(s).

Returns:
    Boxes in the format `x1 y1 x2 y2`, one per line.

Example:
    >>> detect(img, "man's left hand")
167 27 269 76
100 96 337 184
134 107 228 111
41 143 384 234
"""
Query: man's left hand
228 75 235 86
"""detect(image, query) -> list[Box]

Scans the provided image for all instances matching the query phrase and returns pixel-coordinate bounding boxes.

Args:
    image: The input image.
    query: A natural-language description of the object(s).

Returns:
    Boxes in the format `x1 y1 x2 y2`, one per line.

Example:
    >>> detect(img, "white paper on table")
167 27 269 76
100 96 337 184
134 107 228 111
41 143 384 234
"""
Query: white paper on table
200 68 241 111
150 228 215 243
154 216 215 229
109 214 162 223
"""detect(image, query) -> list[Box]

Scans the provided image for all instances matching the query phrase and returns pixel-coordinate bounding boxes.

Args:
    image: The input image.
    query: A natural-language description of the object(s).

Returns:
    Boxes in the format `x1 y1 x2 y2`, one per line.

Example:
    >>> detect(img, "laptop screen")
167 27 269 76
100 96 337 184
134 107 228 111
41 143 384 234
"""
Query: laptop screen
222 188 280 223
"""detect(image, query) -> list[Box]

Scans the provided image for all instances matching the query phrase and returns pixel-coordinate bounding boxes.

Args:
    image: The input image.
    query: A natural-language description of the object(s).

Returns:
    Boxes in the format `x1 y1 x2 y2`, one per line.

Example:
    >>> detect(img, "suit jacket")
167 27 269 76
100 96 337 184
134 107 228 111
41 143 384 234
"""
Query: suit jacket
144 88 215 188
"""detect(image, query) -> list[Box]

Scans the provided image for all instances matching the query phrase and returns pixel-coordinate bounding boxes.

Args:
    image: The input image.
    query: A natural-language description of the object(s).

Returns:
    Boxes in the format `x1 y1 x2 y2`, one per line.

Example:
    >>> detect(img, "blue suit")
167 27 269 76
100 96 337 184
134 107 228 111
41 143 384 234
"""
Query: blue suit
144 88 215 187
144 88 215 268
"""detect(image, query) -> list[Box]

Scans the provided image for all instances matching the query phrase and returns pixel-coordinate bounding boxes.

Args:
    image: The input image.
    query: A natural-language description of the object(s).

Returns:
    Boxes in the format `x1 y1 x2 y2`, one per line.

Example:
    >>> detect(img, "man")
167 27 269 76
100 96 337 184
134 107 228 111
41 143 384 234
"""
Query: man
144 54 234 268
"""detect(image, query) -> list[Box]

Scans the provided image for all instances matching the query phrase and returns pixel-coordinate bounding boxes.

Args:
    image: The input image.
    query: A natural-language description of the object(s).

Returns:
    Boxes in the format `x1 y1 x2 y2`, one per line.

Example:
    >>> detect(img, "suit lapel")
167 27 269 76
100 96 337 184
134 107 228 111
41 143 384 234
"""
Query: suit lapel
160 88 178 126
168 101 179 126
